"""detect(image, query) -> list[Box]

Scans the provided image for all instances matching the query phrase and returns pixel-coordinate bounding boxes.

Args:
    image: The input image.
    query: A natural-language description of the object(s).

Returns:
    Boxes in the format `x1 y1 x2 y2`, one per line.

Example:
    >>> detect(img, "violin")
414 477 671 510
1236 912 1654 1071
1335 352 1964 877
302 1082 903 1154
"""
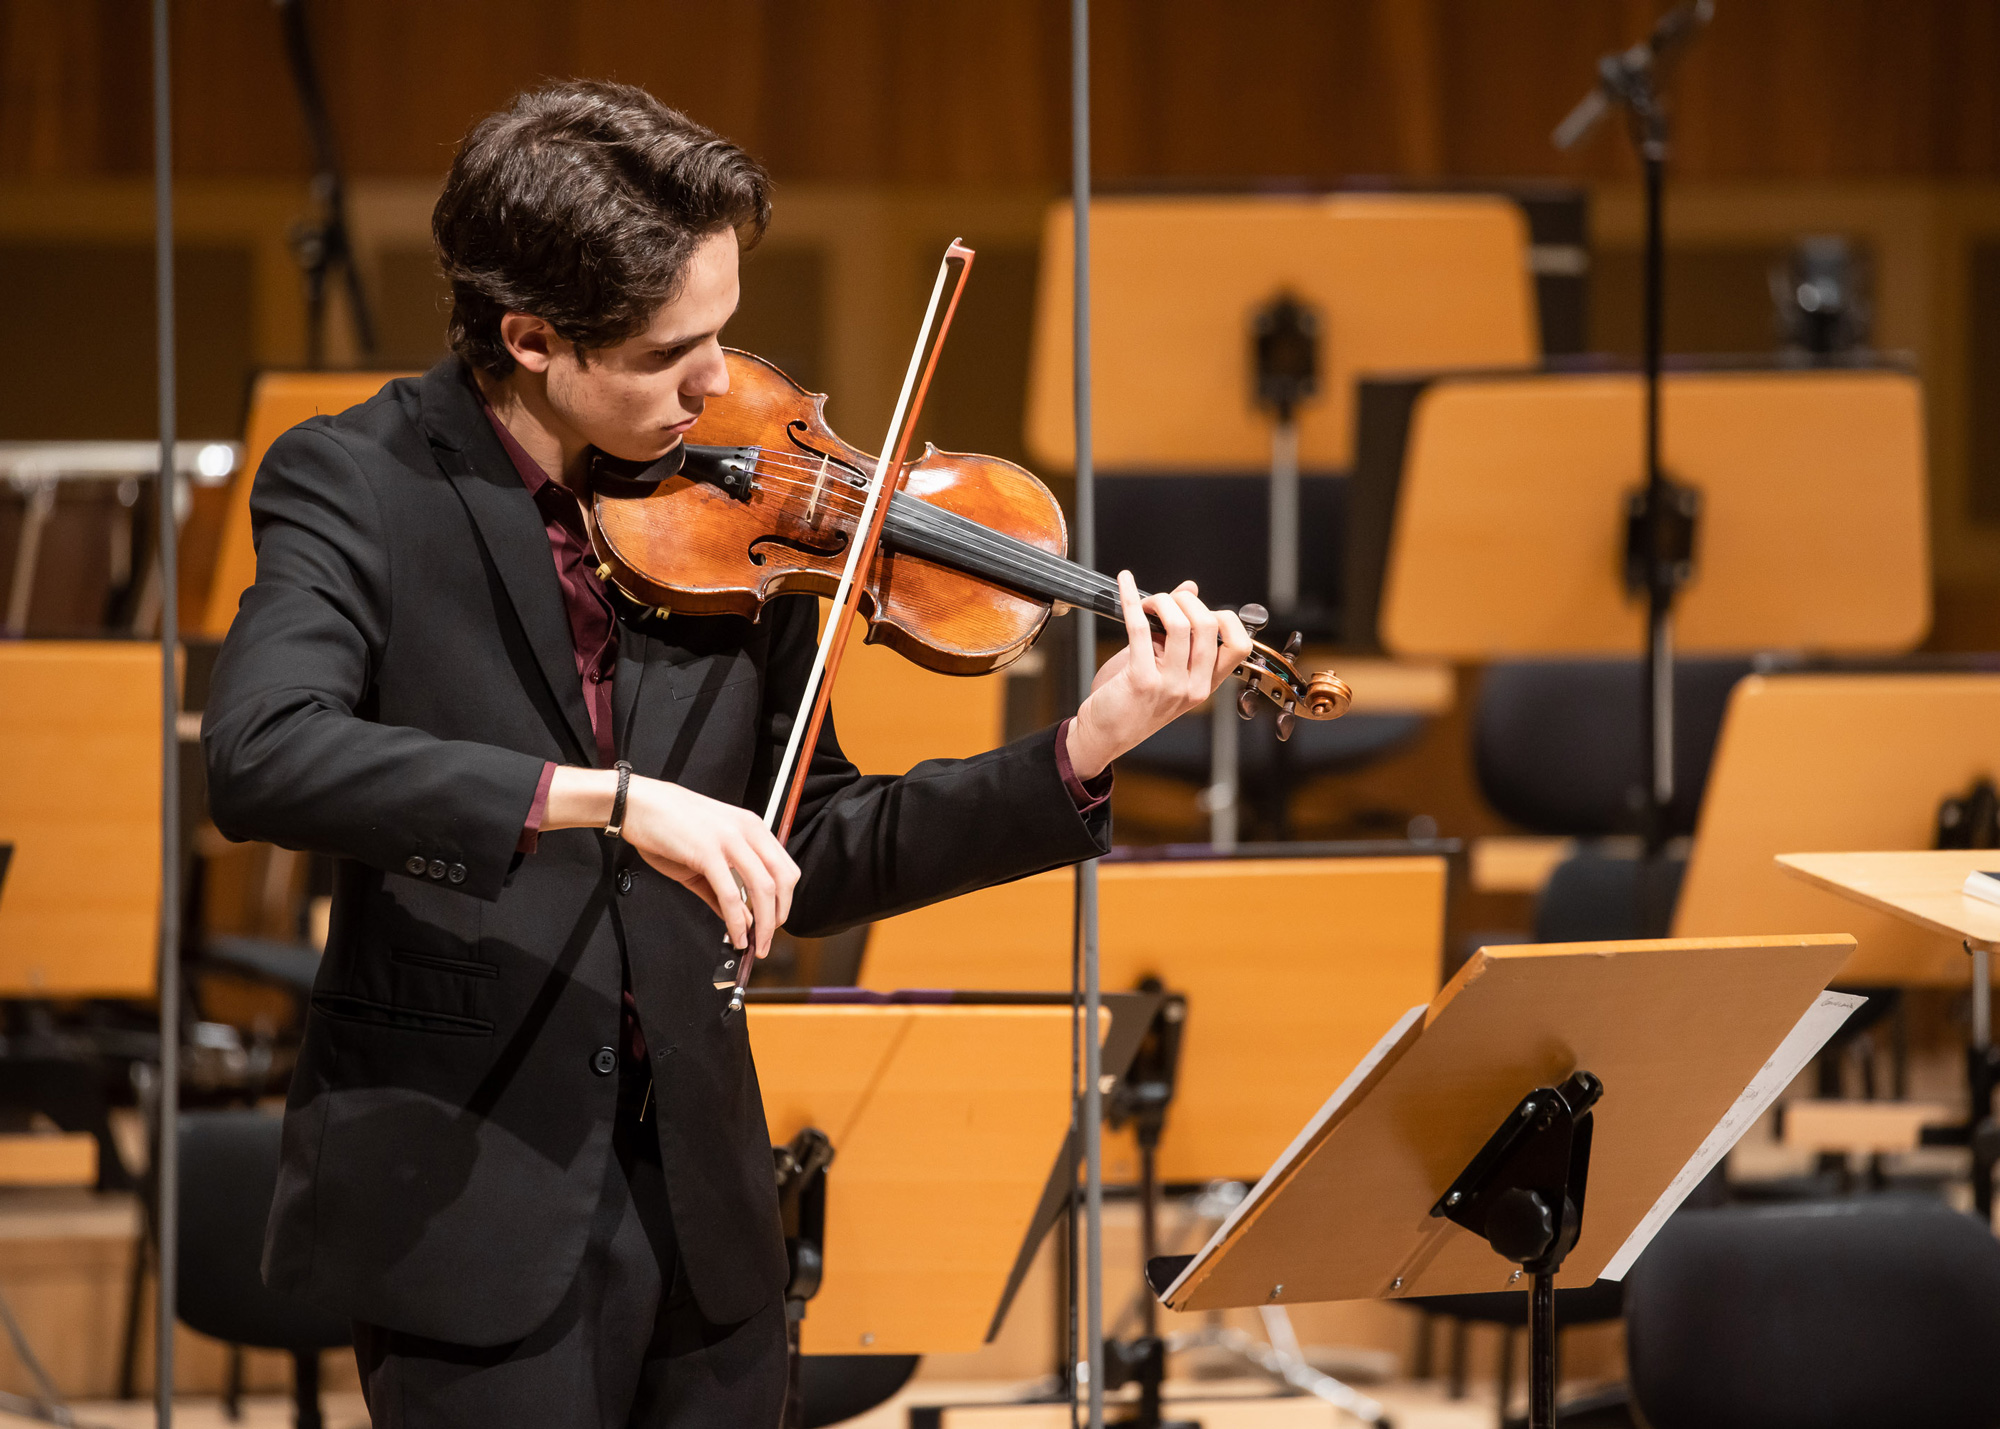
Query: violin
587 348 1353 733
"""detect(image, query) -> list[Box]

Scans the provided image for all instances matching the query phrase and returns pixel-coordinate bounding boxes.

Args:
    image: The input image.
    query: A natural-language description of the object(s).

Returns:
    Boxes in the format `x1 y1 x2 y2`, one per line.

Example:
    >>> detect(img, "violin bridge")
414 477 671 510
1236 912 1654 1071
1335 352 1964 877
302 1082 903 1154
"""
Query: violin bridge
805 452 830 523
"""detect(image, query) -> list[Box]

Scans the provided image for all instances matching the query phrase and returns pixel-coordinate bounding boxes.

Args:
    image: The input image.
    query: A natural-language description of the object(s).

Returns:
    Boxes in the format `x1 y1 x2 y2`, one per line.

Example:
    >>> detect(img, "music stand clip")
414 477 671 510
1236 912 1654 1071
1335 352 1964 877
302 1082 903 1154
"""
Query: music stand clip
1430 1069 1602 1429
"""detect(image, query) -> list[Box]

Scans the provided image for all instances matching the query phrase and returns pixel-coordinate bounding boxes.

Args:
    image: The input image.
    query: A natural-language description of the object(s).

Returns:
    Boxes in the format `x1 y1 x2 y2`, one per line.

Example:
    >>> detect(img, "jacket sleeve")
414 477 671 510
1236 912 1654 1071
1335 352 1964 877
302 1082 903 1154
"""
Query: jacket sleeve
201 425 547 902
755 596 1112 937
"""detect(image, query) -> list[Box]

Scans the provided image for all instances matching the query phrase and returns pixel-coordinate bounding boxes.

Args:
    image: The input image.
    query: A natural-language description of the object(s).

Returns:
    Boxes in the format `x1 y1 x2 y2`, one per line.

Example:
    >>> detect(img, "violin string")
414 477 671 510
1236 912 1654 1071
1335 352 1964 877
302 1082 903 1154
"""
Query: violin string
740 466 1128 612
626 448 1288 685
669 446 1123 605
662 443 1136 614
635 447 1284 669
729 455 1116 597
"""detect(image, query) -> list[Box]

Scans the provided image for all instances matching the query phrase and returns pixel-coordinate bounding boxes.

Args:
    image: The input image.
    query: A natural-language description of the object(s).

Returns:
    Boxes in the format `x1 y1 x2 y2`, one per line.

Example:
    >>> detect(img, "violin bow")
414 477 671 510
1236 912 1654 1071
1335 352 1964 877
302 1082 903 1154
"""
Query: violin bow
718 239 976 1019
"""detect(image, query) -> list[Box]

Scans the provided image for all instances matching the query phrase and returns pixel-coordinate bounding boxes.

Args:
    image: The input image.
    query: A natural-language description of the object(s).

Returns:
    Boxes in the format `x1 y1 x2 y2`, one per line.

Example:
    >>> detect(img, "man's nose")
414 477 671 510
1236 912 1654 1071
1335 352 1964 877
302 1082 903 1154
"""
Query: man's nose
689 340 731 399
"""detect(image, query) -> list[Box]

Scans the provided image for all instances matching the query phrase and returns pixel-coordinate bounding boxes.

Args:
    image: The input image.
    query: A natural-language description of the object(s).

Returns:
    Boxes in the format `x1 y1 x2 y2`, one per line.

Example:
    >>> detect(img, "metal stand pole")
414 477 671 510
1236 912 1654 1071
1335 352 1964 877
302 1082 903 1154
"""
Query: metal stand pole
1971 940 1996 1223
1267 419 1299 618
1529 1272 1556 1429
1206 699 1238 851
1638 143 1674 861
1071 2 1104 1423
152 0 181 1421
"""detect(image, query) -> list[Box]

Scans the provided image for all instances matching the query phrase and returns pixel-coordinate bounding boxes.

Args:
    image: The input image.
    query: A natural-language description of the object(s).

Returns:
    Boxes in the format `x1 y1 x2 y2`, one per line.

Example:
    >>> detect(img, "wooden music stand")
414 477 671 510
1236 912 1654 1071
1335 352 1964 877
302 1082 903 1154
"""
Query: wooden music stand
1024 196 1538 473
201 370 412 638
1776 849 2000 1218
1023 196 1537 838
748 996 1153 1356
1147 934 1858 1429
0 642 163 997
862 854 1448 1185
1345 364 1929 656
1674 673 2000 986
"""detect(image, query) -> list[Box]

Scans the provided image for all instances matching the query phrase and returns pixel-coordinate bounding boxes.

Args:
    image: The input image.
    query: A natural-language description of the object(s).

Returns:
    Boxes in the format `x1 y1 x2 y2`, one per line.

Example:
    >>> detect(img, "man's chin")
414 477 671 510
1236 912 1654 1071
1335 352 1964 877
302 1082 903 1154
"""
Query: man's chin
599 433 684 464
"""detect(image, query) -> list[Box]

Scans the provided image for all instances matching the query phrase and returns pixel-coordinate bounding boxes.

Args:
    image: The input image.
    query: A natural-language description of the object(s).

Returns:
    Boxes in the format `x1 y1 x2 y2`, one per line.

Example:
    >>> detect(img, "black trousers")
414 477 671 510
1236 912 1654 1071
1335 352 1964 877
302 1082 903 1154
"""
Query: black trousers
353 1066 789 1428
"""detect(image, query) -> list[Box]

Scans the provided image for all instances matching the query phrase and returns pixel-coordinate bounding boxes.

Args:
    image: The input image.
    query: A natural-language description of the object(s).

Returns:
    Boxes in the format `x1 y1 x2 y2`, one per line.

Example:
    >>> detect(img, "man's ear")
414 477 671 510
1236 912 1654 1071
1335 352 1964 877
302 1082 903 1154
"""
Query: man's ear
499 312 562 374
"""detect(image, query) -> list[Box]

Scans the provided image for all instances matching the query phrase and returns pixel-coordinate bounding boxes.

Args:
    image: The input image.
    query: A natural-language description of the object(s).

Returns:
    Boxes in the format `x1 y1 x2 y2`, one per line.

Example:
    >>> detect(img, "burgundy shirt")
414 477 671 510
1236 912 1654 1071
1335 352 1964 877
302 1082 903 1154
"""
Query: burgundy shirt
479 395 1111 1016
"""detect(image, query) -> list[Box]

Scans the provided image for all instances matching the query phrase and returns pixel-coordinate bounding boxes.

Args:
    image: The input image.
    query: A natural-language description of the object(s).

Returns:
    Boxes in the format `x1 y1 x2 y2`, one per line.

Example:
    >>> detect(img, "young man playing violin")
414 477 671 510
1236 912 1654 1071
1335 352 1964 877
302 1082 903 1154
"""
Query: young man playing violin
204 79 1251 1428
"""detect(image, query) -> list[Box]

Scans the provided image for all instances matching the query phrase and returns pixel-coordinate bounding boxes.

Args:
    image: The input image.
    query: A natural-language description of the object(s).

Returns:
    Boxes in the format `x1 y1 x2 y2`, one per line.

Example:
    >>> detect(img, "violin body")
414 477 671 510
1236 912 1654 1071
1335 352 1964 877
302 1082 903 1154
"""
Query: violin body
592 347 1350 728
591 350 1067 676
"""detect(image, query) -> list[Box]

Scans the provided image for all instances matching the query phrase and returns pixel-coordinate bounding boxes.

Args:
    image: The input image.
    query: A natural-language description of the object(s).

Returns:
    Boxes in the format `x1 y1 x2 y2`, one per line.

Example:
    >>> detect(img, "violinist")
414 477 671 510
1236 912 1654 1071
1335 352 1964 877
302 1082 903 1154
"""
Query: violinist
202 80 1251 1428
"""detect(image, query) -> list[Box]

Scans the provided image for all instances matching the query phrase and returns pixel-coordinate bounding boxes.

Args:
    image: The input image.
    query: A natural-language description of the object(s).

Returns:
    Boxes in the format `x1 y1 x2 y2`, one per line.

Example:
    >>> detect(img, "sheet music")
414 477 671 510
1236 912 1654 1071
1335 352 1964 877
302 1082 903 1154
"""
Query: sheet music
1159 1003 1428 1303
1599 989 1865 1281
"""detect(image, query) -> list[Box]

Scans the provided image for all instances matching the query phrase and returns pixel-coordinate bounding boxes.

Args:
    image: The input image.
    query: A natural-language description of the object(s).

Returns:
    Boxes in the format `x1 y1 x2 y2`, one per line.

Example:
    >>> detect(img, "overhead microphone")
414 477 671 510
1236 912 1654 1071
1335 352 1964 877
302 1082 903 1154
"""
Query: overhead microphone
1553 0 1716 152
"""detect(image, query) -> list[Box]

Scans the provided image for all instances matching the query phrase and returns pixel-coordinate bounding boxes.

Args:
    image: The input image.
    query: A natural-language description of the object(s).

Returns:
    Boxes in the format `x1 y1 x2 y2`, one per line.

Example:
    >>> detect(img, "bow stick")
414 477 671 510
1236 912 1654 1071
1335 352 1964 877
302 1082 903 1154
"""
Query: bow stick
718 239 976 1019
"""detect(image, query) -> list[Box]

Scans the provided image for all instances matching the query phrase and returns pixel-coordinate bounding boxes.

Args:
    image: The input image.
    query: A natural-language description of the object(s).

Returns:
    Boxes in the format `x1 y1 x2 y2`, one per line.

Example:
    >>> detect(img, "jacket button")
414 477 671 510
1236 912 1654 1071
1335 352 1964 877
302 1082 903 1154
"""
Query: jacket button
428 859 447 880
405 855 427 876
448 863 467 885
616 869 634 895
591 1046 617 1076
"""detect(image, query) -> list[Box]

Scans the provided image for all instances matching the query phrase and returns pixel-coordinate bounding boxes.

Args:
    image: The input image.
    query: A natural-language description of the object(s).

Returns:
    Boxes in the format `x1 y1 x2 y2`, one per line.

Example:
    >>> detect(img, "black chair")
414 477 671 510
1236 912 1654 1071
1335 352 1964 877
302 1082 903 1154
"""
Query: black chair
798 1354 920 1426
177 1109 352 1429
1474 658 1753 941
1626 1197 2000 1429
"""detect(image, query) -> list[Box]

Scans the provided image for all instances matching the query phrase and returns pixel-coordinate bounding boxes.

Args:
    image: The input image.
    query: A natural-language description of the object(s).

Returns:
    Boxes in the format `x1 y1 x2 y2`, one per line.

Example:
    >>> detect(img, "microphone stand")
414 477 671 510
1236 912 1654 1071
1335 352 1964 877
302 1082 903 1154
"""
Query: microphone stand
275 0 375 367
1554 1 1712 888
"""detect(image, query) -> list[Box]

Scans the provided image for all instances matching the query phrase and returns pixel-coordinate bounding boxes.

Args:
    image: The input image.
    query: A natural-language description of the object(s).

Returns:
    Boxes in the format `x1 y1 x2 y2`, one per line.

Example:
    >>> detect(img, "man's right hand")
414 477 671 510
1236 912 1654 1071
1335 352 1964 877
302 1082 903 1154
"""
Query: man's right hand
545 767 798 961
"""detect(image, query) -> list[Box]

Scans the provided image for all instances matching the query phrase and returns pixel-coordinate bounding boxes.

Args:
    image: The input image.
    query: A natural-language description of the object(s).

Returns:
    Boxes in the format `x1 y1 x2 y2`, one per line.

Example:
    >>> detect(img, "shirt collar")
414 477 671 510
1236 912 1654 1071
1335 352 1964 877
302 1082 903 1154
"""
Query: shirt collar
474 384 564 497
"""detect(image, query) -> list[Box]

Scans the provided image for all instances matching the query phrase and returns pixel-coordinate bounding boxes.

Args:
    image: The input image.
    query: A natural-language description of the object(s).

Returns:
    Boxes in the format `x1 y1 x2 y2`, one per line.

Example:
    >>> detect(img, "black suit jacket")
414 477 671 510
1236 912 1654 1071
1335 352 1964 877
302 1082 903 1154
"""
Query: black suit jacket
202 358 1109 1345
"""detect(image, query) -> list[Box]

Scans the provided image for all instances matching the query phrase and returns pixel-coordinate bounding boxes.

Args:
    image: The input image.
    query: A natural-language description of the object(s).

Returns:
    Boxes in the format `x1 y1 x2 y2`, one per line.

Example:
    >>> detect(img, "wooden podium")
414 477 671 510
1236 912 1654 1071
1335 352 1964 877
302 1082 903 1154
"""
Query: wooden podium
1147 934 1858 1429
1344 364 1929 655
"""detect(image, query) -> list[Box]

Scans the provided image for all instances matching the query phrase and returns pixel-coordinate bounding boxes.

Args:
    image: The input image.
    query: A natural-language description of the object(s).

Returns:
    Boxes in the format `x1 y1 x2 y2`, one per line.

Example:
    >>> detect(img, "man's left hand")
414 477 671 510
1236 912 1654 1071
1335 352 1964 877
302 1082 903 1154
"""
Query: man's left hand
1064 571 1255 782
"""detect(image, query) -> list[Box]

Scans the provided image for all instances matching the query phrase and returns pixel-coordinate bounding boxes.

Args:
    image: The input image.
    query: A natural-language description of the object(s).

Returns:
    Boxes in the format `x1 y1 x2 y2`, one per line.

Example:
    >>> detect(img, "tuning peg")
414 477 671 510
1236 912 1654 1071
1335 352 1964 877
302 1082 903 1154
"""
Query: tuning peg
1237 686 1260 720
1282 631 1303 660
1237 602 1268 634
1275 710 1296 742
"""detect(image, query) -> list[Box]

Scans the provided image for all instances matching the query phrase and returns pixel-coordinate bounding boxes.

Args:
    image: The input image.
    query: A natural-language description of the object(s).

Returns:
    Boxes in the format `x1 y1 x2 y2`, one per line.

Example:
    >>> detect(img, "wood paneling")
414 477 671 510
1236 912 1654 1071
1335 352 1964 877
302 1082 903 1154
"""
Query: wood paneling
6 1 2000 186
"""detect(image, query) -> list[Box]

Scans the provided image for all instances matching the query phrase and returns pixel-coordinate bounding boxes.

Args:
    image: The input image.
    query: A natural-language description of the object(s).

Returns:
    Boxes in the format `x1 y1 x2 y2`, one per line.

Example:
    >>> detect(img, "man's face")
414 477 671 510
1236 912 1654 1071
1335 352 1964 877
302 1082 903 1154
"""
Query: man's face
522 228 741 464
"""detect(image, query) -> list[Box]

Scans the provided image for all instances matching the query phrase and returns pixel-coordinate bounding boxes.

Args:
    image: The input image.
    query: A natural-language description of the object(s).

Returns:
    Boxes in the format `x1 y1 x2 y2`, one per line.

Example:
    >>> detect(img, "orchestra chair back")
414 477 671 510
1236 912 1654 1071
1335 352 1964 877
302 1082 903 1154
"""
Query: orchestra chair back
176 1108 352 1429
1626 1198 2000 1429
861 853 1447 1184
1674 672 2000 986
201 371 413 639
1472 657 1754 943
821 613 1007 777
0 641 162 998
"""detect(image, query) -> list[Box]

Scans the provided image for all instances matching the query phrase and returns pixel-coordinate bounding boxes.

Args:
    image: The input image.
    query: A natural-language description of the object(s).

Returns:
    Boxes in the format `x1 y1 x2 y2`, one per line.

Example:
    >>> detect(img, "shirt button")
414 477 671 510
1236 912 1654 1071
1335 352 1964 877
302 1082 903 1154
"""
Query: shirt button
448 863 468 885
405 855 427 876
616 869 634 895
591 1046 617 1076
428 859 447 880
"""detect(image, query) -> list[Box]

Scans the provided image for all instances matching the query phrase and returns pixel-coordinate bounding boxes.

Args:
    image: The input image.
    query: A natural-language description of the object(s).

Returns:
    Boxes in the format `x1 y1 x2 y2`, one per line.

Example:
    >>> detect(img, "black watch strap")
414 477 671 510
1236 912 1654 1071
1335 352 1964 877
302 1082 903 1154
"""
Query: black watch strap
604 761 634 839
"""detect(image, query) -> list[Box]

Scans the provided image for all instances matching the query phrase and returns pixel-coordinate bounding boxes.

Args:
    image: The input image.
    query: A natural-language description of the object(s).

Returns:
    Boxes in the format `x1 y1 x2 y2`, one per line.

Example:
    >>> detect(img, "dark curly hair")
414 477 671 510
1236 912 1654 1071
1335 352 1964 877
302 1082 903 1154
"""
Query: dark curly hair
432 81 772 376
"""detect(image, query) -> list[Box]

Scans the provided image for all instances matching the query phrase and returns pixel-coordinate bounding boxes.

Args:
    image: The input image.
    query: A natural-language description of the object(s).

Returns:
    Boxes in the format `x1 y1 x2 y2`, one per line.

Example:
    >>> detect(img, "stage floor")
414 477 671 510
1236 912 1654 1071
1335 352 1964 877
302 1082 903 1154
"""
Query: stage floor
0 1379 1549 1428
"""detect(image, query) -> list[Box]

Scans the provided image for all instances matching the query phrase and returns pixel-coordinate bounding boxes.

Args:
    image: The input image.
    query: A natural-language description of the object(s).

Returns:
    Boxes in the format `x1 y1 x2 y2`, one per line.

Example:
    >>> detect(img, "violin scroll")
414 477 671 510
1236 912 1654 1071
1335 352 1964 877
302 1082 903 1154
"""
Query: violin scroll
1231 631 1352 741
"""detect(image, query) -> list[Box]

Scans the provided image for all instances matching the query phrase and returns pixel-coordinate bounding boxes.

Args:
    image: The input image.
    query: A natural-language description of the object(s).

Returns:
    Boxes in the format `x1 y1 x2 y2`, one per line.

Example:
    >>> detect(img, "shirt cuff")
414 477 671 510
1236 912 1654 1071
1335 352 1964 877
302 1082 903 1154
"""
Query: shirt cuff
1054 717 1113 817
517 761 557 854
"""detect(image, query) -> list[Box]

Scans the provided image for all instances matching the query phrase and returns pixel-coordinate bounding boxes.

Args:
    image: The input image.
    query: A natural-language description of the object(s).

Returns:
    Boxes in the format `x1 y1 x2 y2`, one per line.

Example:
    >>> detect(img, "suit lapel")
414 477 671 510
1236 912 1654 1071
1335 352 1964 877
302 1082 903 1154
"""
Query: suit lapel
611 594 651 764
418 361 598 763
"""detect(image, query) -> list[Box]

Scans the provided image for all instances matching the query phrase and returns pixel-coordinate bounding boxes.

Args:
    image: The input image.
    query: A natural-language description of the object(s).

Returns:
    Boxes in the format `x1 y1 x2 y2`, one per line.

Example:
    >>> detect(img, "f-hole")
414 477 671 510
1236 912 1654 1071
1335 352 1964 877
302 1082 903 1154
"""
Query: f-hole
749 530 850 567
786 421 869 488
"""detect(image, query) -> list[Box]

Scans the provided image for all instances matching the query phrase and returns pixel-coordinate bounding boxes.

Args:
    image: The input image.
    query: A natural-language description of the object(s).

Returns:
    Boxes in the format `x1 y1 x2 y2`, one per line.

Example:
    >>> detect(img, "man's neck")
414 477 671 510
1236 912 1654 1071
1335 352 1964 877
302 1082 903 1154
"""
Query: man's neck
474 367 591 489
